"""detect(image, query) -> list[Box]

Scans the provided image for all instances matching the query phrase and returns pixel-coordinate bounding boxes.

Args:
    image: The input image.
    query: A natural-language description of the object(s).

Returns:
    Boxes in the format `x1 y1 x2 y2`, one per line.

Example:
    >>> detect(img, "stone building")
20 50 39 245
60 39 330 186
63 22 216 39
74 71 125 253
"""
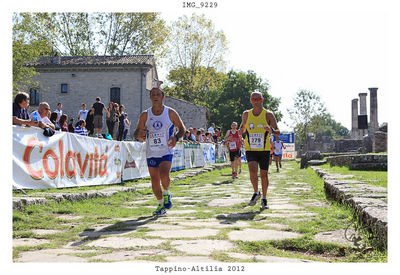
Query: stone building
24 55 207 136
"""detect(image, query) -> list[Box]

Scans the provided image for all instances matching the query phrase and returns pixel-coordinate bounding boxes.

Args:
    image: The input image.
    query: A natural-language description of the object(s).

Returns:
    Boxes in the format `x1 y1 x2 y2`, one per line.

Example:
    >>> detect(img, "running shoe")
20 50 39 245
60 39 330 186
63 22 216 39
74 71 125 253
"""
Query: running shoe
248 191 261 206
163 193 172 209
232 172 236 179
153 204 167 216
261 198 269 210
277 168 279 172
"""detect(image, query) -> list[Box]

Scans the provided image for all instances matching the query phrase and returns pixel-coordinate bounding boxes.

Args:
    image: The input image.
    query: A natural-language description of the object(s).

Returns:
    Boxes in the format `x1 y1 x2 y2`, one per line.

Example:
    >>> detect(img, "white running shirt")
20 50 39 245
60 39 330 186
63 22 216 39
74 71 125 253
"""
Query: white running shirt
274 141 283 154
145 106 175 158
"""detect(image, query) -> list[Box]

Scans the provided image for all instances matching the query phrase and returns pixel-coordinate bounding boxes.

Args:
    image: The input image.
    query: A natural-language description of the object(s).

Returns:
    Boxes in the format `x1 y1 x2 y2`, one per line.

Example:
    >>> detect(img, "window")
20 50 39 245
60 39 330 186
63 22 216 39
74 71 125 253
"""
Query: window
61 83 68 93
110 87 121 105
29 88 40 105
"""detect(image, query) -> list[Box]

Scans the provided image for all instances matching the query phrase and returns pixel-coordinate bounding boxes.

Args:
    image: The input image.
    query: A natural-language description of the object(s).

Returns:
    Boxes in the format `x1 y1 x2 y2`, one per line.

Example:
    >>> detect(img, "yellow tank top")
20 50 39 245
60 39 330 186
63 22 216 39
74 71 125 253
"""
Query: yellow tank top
244 108 271 151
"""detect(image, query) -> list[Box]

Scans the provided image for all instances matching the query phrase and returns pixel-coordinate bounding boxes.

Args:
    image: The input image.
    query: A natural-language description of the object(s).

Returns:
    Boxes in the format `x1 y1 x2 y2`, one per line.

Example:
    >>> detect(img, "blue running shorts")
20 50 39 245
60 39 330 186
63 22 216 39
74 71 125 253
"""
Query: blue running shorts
147 154 174 168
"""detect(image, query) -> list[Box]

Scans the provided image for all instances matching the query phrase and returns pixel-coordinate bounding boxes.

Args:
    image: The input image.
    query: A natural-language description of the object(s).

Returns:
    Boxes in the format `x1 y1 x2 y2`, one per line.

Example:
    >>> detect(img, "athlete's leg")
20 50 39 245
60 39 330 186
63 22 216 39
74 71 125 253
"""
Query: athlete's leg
247 161 259 192
260 169 269 197
158 161 172 191
148 166 162 200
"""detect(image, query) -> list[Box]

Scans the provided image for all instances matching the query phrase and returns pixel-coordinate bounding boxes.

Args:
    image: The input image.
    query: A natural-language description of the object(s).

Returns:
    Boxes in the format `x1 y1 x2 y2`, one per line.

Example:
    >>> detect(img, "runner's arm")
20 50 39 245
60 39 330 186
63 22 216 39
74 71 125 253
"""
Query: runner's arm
238 111 248 136
169 108 186 140
266 111 280 136
133 111 147 142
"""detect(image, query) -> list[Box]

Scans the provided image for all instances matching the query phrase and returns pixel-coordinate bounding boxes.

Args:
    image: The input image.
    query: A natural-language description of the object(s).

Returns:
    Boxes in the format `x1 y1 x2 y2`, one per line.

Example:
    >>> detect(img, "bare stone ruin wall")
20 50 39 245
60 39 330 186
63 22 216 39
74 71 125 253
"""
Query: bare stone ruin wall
312 167 387 249
326 154 387 171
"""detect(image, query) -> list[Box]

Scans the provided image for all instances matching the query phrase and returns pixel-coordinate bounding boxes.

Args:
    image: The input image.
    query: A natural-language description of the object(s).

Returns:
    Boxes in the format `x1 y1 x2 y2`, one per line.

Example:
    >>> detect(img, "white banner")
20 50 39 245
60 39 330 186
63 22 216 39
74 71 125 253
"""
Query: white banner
201 143 216 165
183 143 204 169
171 143 185 171
13 126 122 189
120 141 149 180
282 143 297 160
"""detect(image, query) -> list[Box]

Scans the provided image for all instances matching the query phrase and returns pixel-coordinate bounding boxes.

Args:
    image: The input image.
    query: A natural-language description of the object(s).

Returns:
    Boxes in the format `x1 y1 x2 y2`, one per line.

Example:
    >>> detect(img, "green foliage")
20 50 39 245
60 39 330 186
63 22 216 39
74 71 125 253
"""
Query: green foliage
12 12 169 92
288 89 349 145
205 70 282 133
166 13 228 71
164 66 226 106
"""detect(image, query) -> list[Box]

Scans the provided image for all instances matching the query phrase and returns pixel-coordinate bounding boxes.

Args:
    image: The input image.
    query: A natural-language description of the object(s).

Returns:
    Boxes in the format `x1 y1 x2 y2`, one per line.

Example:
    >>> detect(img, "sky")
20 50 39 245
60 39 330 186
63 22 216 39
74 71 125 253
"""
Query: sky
160 6 389 132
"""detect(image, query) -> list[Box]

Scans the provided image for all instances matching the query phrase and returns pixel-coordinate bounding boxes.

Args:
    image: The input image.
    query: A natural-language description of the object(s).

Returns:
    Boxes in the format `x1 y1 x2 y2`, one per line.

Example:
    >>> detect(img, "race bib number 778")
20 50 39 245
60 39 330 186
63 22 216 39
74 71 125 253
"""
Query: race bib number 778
249 133 264 149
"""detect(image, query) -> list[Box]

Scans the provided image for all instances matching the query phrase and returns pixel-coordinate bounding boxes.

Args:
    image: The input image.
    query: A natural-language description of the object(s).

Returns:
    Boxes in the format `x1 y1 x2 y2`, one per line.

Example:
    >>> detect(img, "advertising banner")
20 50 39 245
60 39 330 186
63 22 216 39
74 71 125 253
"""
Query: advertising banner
120 141 149 180
282 143 297 160
13 126 122 189
215 143 228 163
171 143 185 172
183 143 204 168
201 143 216 165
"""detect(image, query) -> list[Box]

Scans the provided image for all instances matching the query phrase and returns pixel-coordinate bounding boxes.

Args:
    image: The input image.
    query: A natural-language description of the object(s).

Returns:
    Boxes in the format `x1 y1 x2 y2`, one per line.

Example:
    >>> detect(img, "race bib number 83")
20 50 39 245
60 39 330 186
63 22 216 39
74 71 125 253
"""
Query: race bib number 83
149 133 167 151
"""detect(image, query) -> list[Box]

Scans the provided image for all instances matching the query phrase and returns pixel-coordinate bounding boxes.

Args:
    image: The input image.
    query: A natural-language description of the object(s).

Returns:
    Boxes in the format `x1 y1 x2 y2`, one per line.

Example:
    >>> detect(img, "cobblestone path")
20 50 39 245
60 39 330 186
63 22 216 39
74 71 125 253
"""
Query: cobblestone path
14 161 363 263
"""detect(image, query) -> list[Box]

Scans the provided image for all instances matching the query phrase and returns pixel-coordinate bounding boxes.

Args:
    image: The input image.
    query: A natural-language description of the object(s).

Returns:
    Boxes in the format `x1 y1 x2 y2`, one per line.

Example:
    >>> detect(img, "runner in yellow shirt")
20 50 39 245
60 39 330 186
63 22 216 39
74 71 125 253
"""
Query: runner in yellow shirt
238 91 280 209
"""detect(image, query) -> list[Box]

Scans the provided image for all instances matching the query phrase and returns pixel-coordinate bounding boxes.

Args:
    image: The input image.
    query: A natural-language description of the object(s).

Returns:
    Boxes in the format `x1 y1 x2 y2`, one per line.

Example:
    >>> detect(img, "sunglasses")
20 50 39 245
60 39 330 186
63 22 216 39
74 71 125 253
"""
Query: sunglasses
250 97 263 103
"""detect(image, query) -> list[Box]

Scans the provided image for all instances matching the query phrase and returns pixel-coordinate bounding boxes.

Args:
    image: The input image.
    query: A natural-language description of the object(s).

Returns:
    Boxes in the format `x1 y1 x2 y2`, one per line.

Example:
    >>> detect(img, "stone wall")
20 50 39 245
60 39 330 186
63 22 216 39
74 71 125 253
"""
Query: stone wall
326 154 387 171
373 131 387 153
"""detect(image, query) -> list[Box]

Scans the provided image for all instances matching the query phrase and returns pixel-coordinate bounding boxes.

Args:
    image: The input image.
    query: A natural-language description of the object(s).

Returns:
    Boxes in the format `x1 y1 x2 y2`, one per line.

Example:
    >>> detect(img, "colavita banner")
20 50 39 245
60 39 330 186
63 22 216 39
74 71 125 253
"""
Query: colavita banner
13 126 122 189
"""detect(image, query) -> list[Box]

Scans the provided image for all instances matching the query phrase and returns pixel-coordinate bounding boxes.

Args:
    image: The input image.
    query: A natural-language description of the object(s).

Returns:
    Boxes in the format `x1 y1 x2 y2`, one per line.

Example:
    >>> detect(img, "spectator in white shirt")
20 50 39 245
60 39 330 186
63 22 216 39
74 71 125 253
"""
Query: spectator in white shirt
30 102 55 130
54 102 63 122
77 103 89 121
207 123 215 134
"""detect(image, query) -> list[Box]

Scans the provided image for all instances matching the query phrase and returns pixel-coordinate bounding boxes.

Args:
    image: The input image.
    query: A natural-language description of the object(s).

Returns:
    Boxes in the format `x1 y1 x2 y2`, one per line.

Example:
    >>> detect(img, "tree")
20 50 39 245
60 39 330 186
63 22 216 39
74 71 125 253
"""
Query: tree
287 89 350 145
12 12 168 57
12 12 169 93
287 89 327 145
205 70 282 134
164 14 228 103
164 66 226 105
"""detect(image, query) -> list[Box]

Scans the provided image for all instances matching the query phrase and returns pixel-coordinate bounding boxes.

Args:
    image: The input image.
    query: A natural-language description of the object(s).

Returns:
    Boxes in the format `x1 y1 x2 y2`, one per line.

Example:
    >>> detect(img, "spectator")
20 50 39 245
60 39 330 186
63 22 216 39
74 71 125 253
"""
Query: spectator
117 105 126 141
54 102 63 122
123 113 130 141
85 111 94 136
106 101 114 136
74 120 88 136
59 114 69 132
199 128 206 142
12 92 37 127
50 112 60 130
111 103 120 140
205 132 214 143
90 97 109 138
190 127 197 142
77 103 89 121
216 127 221 142
68 118 75 132
207 123 216 135
29 102 55 130
183 130 191 143
195 130 201 143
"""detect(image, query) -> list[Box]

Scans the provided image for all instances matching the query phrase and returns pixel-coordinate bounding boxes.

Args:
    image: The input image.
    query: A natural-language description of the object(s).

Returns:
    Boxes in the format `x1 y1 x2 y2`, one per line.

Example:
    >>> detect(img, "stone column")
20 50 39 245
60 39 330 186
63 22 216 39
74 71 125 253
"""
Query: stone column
369 87 379 132
359 92 368 137
351 98 359 139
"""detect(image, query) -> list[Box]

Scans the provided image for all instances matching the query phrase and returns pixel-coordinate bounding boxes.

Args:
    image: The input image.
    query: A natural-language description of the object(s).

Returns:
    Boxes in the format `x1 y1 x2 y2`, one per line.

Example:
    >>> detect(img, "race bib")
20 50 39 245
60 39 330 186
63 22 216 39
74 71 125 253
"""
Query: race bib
229 142 237 150
149 132 167 151
249 133 264 149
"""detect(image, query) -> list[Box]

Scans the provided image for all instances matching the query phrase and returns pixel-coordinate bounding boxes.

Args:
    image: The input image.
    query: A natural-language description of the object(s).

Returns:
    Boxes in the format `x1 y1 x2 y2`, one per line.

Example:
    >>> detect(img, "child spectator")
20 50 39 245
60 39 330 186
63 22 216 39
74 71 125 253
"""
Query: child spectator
59 114 69 132
123 113 130 141
67 118 75 132
74 120 88 136
77 103 89 121
50 112 60 131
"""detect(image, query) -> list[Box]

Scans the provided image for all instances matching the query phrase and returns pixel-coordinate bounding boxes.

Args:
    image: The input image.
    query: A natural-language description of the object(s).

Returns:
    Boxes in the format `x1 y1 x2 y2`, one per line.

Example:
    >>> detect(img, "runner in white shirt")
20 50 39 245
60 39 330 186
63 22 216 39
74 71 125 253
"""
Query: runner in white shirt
272 135 286 172
134 87 186 216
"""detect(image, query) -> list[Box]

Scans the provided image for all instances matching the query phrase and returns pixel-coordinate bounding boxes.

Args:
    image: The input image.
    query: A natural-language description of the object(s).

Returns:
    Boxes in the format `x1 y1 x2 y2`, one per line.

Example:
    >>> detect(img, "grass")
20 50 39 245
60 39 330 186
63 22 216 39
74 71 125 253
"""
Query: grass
319 163 387 188
12 161 387 263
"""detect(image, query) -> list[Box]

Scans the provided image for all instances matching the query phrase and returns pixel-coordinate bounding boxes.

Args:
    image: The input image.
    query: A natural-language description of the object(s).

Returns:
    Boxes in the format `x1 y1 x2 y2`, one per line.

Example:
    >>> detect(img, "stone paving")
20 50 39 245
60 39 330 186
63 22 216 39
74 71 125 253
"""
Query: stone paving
13 162 364 263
